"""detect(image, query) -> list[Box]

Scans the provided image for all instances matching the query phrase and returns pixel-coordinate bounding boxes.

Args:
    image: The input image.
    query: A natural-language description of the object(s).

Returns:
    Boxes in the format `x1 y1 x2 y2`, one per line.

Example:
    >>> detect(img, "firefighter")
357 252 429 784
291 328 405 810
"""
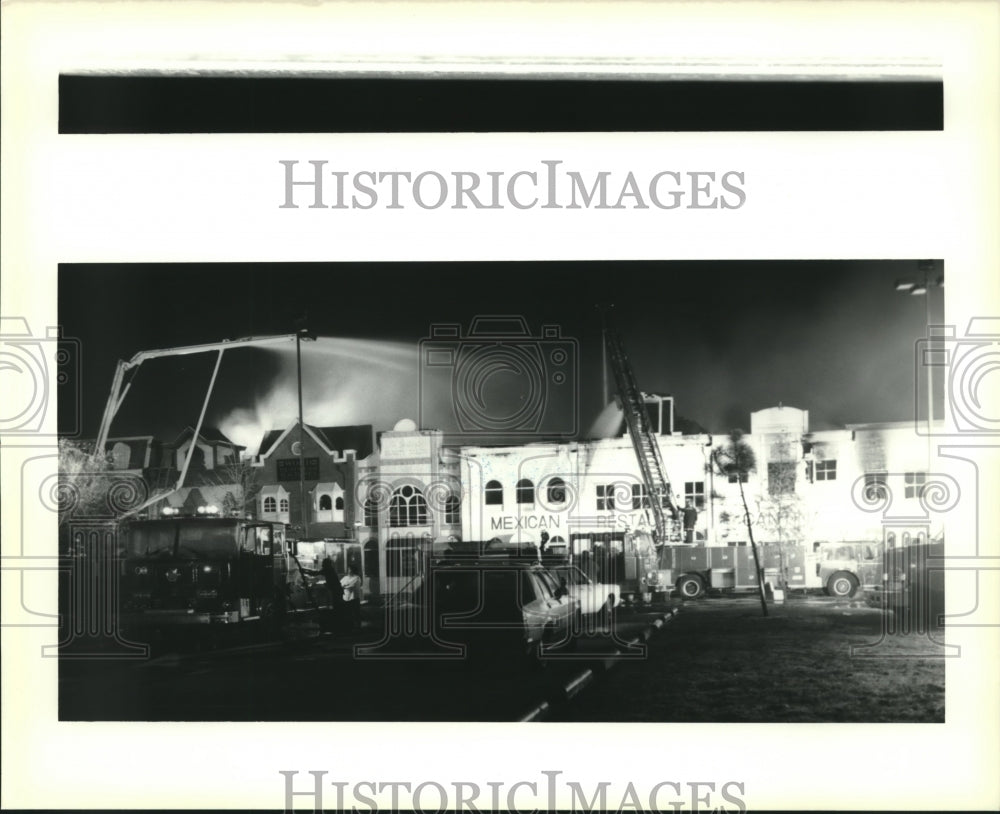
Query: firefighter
683 499 699 544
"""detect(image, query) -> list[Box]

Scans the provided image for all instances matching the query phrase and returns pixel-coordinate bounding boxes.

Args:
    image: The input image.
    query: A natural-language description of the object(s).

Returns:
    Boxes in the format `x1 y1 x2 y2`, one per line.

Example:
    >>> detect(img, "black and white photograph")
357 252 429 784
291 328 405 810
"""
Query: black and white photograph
3 1 998 812
55 260 950 726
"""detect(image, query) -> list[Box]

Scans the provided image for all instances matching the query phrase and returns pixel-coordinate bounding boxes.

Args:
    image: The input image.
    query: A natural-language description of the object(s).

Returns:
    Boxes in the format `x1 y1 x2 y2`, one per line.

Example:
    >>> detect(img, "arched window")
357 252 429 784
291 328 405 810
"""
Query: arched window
279 497 289 513
485 480 503 506
335 496 344 511
886 532 897 548
364 496 379 527
444 495 460 525
516 479 535 505
547 477 566 504
902 532 912 547
389 485 428 527
319 494 333 510
263 496 276 513
916 532 926 545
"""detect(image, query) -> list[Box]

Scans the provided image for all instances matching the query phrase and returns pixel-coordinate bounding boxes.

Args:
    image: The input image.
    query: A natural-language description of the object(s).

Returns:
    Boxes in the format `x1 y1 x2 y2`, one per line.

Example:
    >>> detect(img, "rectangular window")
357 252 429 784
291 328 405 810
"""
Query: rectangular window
596 484 615 511
684 481 705 509
767 462 796 496
363 499 378 527
276 457 320 481
904 471 927 499
815 460 837 481
727 472 748 484
864 472 887 501
631 484 651 510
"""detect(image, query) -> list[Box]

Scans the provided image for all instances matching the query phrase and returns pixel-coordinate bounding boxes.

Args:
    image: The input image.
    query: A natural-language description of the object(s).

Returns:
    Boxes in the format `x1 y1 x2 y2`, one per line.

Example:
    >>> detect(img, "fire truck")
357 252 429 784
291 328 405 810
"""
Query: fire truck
566 527 669 603
601 314 885 603
658 539 883 599
119 507 327 643
869 534 945 628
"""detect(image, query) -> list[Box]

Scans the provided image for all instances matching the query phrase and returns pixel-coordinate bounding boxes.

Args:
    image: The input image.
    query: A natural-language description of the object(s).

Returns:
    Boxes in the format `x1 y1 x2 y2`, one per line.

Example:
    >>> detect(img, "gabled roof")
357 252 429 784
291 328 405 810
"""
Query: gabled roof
257 421 374 459
257 429 284 457
256 422 332 458
311 424 374 459
171 426 245 450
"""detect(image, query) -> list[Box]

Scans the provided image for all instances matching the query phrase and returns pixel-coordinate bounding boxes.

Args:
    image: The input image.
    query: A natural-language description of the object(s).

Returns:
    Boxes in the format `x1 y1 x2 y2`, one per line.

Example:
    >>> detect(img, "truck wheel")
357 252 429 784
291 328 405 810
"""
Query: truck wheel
676 574 705 600
827 572 859 598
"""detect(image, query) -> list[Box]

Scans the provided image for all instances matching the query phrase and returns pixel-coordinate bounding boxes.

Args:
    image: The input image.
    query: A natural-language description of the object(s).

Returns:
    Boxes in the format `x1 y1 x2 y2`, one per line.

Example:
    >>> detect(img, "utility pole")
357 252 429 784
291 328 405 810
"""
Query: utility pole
597 303 613 408
296 326 317 537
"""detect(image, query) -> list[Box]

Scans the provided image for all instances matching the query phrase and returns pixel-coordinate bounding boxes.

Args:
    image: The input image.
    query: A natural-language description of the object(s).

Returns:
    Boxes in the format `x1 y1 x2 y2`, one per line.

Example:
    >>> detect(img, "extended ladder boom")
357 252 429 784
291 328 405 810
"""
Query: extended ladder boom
604 324 678 541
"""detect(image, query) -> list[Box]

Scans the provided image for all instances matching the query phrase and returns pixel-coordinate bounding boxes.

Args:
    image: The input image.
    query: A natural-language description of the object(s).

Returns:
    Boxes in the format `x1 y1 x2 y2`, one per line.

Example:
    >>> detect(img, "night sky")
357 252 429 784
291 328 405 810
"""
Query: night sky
58 260 942 451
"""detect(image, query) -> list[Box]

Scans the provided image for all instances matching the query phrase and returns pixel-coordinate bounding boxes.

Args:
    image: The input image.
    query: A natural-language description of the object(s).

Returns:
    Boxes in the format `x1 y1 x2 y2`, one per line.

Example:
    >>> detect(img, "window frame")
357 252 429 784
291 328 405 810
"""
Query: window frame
814 459 837 481
546 477 567 505
484 480 504 507
684 480 706 509
596 484 615 511
631 483 651 510
444 495 461 525
904 471 927 500
389 484 428 528
516 478 535 505
864 472 888 502
363 495 379 527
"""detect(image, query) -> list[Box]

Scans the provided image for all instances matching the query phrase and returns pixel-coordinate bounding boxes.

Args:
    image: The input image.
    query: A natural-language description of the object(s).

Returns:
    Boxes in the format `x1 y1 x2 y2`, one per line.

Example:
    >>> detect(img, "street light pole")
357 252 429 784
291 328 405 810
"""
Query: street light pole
296 330 307 538
597 303 614 408
295 328 317 537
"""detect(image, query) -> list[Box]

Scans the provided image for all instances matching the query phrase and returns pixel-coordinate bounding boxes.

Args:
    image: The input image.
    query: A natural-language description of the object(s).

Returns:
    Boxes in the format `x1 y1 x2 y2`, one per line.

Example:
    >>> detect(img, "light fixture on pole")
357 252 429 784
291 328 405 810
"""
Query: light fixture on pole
296 327 317 538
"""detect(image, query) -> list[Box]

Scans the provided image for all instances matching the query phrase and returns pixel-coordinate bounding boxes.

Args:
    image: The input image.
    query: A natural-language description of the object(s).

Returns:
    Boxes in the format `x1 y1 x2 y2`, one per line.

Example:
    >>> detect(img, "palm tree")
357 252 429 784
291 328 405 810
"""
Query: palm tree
712 429 768 617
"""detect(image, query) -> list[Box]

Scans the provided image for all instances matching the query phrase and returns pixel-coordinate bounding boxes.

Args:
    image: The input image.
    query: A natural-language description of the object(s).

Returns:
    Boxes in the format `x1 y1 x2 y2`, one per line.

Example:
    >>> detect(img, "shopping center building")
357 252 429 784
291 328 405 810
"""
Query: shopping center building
97 401 942 599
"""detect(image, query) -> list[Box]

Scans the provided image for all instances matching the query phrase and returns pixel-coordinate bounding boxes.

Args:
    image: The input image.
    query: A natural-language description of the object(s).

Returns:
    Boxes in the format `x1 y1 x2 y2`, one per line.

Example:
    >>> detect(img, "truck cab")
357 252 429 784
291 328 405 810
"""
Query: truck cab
814 540 881 597
120 510 291 632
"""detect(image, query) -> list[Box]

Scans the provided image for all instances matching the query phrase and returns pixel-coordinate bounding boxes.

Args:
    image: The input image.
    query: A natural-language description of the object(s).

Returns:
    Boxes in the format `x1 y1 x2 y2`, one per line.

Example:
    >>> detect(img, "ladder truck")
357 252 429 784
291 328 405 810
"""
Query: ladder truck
600 313 680 600
600 314 892 602
93 332 338 646
602 316 680 543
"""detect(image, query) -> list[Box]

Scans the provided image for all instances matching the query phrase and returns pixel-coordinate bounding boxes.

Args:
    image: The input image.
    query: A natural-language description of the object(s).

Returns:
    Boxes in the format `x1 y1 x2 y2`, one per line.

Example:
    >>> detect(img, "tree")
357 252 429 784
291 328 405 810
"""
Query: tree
753 431 810 591
210 454 261 518
712 429 769 617
57 438 115 527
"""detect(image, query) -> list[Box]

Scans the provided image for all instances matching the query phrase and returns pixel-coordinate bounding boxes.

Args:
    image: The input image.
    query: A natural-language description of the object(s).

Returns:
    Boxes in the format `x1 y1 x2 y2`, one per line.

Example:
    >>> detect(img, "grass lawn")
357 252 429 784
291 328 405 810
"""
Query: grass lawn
558 595 946 722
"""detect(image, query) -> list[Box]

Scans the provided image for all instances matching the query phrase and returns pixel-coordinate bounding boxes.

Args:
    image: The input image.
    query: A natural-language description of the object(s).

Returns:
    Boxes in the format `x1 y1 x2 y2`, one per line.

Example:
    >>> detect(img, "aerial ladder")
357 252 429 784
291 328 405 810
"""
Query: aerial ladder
94 332 308 519
602 315 679 543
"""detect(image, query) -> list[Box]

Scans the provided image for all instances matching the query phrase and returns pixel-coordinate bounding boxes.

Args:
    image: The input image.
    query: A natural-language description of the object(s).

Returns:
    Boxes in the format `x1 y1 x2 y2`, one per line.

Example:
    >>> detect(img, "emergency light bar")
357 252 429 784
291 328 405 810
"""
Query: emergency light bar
160 505 220 517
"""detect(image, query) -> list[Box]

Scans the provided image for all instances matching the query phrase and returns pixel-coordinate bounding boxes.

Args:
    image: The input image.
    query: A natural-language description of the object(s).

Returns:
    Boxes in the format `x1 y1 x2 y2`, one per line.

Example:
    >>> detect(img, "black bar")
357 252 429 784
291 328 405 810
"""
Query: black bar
59 76 942 133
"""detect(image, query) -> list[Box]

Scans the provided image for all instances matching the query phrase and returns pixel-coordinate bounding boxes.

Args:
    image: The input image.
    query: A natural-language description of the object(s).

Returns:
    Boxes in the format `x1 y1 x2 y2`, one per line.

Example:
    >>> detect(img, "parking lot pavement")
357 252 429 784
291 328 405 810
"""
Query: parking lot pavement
59 603 675 721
